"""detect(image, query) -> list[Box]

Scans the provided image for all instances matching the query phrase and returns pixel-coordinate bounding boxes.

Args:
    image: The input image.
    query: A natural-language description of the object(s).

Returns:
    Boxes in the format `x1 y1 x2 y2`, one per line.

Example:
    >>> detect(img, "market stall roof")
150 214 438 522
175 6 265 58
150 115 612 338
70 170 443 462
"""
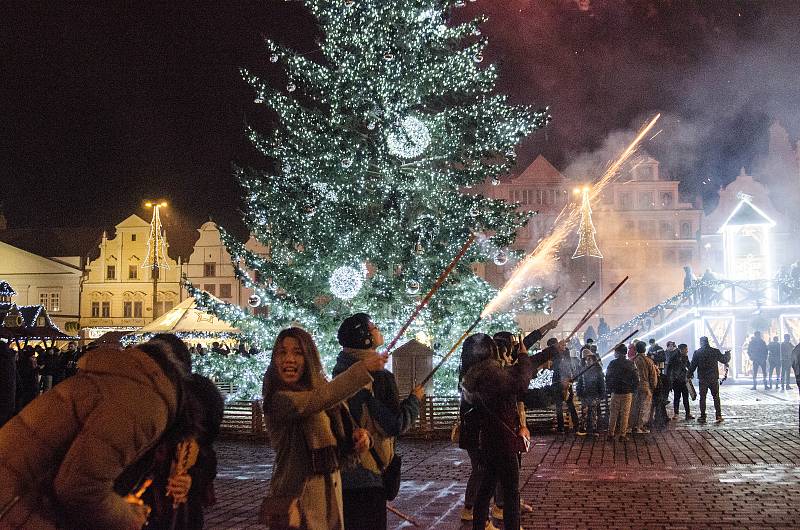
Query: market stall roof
137 296 239 334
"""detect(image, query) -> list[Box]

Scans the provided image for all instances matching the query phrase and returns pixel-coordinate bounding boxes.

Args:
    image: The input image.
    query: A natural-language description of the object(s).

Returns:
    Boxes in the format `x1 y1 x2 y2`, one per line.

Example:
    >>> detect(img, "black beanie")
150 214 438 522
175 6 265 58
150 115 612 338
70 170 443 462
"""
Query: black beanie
614 343 628 356
338 313 373 349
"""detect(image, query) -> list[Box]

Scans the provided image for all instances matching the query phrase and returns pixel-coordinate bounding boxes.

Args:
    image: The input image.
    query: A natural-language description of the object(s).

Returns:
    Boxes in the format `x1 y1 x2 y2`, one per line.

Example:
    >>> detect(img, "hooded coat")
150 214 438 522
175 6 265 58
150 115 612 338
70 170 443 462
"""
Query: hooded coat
0 346 181 530
263 344 373 530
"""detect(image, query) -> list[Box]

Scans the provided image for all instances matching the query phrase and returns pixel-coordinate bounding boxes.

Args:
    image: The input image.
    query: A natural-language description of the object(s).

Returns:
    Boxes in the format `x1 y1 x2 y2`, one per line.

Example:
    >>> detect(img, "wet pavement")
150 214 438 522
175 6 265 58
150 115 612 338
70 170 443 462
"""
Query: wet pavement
206 385 800 529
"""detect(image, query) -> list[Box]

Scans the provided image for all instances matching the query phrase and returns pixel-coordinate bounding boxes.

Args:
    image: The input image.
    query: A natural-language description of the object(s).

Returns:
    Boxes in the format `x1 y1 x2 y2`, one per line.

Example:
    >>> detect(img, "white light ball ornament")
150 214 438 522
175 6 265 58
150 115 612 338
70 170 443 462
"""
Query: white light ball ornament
329 265 366 300
386 116 431 159
248 294 262 307
493 249 509 266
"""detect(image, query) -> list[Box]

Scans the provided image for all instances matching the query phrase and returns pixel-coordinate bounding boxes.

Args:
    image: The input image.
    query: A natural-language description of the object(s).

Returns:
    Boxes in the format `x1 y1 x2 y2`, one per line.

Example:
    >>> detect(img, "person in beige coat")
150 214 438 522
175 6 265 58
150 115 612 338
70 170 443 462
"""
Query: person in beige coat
261 327 386 530
629 341 659 434
0 342 186 529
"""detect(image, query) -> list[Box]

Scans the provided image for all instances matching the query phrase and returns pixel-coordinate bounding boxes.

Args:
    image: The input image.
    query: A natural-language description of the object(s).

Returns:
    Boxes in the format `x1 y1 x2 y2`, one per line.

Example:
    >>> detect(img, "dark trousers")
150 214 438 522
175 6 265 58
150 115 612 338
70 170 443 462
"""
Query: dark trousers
781 364 793 388
473 447 520 530
554 384 579 431
672 380 690 415
767 359 781 386
343 487 386 530
699 379 721 419
752 360 767 387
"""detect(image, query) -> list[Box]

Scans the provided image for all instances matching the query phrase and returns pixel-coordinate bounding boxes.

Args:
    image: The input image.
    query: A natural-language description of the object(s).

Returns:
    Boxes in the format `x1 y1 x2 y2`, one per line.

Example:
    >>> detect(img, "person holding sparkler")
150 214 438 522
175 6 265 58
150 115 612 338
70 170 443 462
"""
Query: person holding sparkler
461 333 563 530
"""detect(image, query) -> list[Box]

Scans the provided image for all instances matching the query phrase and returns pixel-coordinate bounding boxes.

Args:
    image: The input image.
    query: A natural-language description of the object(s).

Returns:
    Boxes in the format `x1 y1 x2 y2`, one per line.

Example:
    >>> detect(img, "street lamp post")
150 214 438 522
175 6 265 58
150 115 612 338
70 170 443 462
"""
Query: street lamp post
143 200 168 321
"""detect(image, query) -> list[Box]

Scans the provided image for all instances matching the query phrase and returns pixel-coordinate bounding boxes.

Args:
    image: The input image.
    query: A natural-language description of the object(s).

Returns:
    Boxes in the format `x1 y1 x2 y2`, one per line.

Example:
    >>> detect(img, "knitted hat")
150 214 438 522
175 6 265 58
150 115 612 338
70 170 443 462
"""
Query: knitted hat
337 313 374 349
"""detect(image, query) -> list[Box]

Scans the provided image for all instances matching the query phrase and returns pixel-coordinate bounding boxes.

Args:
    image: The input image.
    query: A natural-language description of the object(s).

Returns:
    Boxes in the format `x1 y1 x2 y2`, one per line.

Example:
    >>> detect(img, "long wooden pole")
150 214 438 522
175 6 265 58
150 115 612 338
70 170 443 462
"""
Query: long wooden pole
387 504 420 527
556 281 595 322
566 276 629 341
418 315 482 387
384 234 476 356
570 329 639 382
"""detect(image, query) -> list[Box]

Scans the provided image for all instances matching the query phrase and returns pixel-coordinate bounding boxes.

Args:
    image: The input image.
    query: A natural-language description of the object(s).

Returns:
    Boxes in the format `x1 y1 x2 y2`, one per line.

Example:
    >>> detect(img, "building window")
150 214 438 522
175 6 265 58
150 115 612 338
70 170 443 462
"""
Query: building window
131 234 137 242
679 249 693 264
638 192 654 209
680 221 692 239
636 165 654 181
660 192 674 208
659 221 674 240
219 283 232 298
620 192 633 210
91 302 100 317
101 301 111 318
254 305 269 317
129 265 138 279
106 265 116 280
204 284 216 296
134 301 143 318
123 301 133 318
39 292 60 312
204 262 217 277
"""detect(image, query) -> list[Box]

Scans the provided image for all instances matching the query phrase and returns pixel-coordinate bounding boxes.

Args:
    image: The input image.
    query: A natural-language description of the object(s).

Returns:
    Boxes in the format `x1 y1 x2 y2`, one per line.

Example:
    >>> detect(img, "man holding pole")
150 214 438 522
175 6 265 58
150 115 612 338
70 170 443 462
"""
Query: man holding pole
332 313 424 530
689 336 730 424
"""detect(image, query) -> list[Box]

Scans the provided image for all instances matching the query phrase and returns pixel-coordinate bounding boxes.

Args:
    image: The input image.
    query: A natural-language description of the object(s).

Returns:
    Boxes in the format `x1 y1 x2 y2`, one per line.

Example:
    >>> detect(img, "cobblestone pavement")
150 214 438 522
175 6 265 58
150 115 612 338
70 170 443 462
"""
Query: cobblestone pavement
206 385 800 529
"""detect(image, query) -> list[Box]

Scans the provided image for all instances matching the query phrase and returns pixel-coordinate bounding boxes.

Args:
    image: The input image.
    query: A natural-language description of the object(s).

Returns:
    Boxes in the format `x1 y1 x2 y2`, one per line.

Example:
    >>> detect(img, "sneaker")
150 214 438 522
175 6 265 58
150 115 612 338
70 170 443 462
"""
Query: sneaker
460 507 473 522
697 416 707 424
685 414 695 420
639 428 651 434
520 500 534 513
576 429 587 436
787 386 793 390
715 416 724 423
750 385 757 390
491 504 503 520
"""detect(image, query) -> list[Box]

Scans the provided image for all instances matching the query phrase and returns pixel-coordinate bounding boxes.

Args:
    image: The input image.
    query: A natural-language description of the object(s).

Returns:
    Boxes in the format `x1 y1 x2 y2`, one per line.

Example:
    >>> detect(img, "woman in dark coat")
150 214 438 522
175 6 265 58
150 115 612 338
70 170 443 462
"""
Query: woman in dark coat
460 334 560 530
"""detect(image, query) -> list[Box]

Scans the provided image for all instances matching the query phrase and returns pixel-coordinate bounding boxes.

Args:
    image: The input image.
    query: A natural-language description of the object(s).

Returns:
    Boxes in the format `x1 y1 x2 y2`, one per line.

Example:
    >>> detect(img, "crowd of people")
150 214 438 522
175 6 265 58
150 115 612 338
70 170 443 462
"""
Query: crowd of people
2 319 800 530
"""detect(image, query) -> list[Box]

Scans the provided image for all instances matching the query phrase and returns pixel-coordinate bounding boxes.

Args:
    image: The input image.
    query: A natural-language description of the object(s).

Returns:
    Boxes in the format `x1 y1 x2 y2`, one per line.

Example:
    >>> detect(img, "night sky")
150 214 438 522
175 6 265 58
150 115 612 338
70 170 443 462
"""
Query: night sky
2 0 799 243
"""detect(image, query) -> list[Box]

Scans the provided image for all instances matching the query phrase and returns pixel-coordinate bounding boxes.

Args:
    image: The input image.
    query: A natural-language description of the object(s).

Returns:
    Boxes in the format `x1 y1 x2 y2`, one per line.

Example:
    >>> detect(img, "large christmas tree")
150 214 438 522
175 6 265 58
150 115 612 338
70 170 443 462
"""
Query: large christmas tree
190 0 553 388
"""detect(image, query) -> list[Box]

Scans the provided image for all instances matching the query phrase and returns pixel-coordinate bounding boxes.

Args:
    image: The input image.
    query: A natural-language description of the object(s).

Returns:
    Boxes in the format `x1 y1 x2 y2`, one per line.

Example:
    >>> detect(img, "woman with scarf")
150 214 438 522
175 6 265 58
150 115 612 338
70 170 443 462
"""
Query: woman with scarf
261 327 386 529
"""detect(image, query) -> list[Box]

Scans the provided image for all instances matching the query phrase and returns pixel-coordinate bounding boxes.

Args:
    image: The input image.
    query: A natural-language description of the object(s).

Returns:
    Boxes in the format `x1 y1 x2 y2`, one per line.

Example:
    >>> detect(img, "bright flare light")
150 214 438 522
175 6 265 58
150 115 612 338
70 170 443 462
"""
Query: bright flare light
481 114 661 317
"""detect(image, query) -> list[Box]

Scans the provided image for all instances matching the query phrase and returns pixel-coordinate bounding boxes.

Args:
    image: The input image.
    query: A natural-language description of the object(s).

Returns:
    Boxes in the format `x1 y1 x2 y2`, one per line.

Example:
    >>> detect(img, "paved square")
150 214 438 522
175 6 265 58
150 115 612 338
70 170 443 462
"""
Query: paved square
207 385 800 529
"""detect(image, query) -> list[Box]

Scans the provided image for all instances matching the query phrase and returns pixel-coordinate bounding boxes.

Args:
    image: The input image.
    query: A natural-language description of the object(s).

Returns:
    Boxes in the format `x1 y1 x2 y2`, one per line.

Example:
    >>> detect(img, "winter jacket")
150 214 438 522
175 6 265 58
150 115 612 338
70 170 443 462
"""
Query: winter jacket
332 349 420 492
0 346 181 530
747 337 768 362
605 357 638 394
552 351 576 383
0 342 15 428
689 345 731 382
576 364 605 401
767 341 781 363
633 354 659 394
781 340 795 368
461 352 535 452
666 350 690 384
265 359 372 530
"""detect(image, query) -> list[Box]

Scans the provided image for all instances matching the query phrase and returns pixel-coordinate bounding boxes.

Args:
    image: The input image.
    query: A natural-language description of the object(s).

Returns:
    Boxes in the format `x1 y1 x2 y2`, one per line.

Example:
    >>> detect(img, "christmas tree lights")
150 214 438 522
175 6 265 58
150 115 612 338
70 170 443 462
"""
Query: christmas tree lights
189 0 553 384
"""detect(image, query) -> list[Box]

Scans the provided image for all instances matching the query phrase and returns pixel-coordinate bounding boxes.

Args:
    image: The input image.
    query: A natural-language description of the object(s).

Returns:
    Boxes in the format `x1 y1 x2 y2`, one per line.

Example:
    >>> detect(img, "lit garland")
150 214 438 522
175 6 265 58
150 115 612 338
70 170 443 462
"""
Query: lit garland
597 275 800 345
188 0 553 386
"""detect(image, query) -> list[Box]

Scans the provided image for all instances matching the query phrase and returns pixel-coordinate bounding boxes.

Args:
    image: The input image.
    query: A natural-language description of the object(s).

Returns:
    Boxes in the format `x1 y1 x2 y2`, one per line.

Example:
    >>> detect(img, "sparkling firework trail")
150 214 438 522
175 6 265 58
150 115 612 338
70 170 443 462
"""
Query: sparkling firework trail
481 114 661 317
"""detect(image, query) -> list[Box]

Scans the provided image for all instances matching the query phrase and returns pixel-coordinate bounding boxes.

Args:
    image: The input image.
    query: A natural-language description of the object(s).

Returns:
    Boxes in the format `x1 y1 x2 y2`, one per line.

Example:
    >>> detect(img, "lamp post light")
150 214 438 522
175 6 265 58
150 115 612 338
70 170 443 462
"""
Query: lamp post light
143 200 168 321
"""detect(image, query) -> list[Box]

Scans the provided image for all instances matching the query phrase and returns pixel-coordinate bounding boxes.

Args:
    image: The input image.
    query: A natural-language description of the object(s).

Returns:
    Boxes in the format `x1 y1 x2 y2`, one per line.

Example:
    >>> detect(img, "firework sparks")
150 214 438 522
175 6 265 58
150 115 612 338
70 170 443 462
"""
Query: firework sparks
481 114 661 317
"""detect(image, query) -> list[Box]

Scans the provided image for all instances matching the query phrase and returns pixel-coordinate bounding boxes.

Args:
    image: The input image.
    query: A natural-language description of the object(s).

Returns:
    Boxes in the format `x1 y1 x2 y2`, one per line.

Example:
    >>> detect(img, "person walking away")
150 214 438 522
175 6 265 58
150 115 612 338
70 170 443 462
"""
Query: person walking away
767 336 781 389
576 353 605 436
781 334 794 390
261 327 384 530
461 334 558 530
748 331 768 390
0 340 16 428
689 336 730 423
629 342 658 434
666 344 694 420
332 313 423 530
551 344 579 433
605 344 638 441
0 341 187 529
597 317 610 353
